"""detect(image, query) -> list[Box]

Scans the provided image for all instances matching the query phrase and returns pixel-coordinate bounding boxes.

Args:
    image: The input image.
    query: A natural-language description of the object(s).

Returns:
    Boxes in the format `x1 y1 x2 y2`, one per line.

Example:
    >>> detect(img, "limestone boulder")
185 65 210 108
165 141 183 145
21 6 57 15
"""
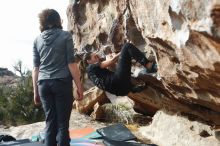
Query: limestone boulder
90 103 105 120
67 0 220 125
139 110 220 146
75 87 109 114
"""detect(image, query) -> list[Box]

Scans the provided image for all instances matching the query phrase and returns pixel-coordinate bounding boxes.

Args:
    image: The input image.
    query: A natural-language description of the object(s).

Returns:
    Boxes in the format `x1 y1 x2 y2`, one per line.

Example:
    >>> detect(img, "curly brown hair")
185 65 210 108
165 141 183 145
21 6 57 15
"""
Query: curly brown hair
38 9 63 32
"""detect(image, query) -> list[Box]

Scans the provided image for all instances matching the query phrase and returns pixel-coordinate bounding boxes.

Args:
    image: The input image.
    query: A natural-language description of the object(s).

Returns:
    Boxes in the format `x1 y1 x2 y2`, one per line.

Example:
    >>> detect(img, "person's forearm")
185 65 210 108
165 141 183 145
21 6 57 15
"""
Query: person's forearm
68 63 83 92
100 52 121 69
32 67 39 95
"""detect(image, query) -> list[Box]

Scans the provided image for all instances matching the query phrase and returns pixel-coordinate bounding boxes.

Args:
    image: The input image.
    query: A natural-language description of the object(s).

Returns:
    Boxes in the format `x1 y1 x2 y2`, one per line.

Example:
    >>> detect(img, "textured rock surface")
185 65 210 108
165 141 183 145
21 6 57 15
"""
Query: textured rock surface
0 68 14 76
0 110 108 140
0 68 17 86
67 0 220 125
75 86 109 114
211 2 220 39
90 102 105 120
139 110 220 146
0 122 45 139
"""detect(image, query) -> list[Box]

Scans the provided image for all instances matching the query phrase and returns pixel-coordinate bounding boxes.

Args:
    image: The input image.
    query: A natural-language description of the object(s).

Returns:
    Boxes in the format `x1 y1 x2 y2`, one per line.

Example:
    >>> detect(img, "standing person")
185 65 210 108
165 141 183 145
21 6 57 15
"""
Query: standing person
83 43 157 96
32 9 83 146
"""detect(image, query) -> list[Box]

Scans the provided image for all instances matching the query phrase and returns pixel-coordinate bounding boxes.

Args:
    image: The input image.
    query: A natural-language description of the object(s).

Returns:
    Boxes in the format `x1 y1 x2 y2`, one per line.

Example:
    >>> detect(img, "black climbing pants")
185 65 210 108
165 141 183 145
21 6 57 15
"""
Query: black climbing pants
112 43 149 95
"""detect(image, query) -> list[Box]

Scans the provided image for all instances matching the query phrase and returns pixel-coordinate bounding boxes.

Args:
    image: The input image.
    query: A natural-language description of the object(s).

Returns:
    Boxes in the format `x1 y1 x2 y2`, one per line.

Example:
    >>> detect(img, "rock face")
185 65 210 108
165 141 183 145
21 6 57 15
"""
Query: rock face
0 122 45 139
67 0 220 125
75 86 109 114
0 68 14 76
139 110 220 146
211 3 220 39
0 67 17 86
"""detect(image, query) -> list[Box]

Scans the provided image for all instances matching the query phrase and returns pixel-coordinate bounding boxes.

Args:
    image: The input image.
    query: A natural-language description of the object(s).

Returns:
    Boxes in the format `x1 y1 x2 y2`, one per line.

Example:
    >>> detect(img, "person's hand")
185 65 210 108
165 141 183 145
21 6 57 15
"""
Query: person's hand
34 93 41 106
106 53 114 60
111 53 117 58
76 89 83 101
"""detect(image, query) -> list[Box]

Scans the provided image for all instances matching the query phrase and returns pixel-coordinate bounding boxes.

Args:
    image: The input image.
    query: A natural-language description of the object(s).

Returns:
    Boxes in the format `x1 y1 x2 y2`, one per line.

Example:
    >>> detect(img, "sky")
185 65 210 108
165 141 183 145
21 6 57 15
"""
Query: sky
0 0 69 71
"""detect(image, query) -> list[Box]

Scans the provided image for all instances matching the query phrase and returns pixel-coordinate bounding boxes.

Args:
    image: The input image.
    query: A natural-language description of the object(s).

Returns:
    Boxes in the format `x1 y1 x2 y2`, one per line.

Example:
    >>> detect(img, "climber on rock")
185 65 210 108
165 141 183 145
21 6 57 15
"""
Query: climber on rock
82 43 157 96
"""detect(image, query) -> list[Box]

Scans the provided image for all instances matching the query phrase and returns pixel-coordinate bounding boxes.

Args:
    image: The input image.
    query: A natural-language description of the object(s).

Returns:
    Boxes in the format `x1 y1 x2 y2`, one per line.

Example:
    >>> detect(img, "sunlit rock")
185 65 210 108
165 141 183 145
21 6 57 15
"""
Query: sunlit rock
67 0 220 125
75 87 109 114
139 110 220 146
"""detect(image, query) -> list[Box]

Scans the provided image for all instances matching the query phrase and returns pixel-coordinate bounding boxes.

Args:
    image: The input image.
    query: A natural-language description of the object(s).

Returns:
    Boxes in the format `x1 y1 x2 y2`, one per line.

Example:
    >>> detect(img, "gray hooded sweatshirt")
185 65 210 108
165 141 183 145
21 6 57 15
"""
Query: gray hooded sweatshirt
33 28 75 80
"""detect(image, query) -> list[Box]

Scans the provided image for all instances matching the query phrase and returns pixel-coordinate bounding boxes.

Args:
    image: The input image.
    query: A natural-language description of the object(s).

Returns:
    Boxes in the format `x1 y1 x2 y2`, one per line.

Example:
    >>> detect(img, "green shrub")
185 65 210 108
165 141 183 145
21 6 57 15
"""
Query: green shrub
0 65 44 126
102 103 135 124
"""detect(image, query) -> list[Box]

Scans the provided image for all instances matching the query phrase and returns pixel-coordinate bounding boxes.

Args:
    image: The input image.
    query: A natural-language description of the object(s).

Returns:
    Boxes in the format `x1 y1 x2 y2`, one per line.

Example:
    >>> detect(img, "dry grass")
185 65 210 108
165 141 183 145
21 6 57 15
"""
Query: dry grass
102 103 135 124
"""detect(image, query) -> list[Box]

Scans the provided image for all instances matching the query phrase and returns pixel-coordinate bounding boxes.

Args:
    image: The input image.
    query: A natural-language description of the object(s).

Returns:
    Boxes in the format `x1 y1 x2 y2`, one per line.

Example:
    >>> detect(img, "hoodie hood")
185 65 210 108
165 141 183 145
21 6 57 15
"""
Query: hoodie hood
41 28 61 46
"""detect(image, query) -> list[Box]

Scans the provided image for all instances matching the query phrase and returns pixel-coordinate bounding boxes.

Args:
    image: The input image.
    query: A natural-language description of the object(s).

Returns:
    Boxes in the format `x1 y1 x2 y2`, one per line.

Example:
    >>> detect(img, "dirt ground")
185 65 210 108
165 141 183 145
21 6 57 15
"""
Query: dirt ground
0 109 153 144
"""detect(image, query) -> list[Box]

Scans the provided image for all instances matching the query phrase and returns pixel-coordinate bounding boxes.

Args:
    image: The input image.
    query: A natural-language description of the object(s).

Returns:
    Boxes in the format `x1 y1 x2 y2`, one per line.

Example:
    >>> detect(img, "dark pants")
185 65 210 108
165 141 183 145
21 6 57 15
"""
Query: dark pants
112 43 149 95
38 77 73 146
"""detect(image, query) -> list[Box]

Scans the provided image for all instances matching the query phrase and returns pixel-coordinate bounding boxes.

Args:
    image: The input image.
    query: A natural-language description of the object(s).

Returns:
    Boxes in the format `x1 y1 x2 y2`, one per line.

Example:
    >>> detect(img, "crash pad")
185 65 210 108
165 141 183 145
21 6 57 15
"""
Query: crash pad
70 143 103 146
20 142 44 146
69 127 95 139
103 139 158 146
82 131 102 139
69 128 104 146
70 138 101 143
96 123 136 141
0 139 30 146
0 135 16 142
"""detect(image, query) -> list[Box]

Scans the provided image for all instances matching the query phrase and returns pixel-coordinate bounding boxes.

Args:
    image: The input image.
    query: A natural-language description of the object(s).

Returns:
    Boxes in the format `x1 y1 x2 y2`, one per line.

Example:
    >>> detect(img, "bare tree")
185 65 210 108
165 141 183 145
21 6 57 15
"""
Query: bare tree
13 60 27 81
